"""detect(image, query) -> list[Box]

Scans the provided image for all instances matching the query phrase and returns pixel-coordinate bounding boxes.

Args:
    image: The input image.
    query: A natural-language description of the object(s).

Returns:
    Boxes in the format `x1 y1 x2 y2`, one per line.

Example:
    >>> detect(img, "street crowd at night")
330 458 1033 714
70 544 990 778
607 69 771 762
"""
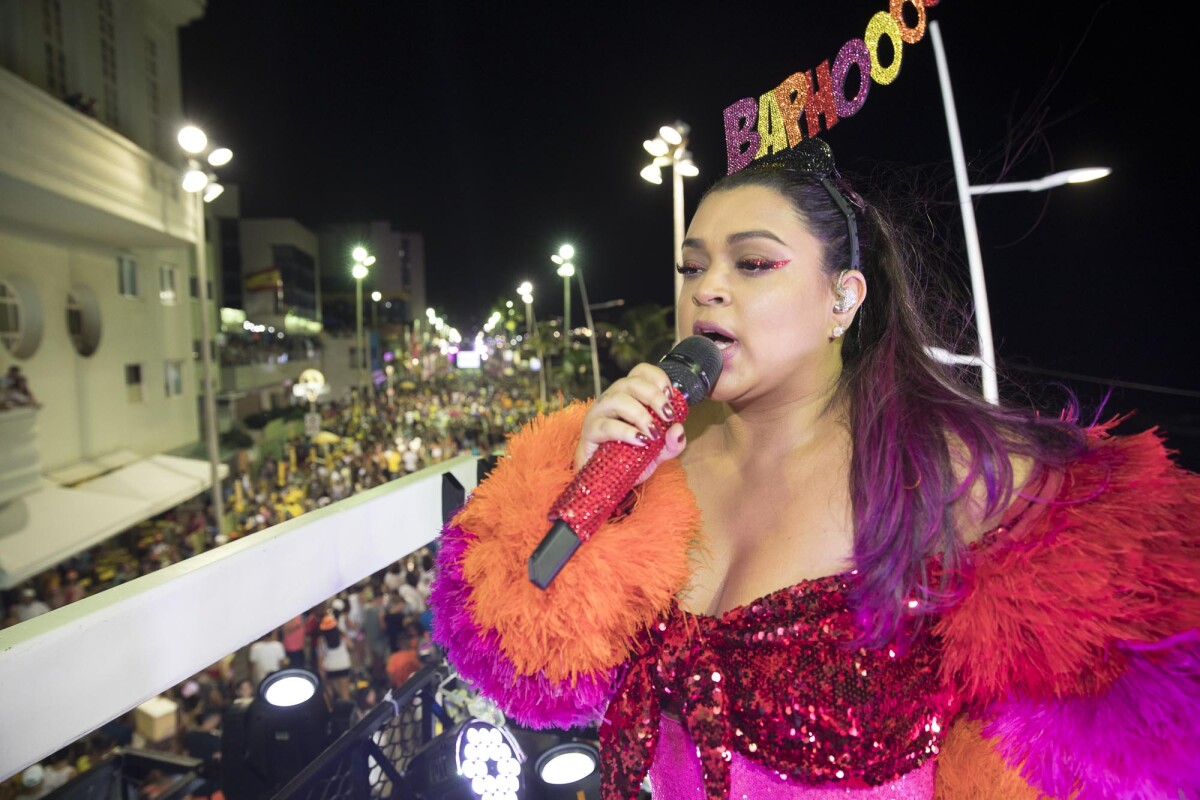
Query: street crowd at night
0 373 544 800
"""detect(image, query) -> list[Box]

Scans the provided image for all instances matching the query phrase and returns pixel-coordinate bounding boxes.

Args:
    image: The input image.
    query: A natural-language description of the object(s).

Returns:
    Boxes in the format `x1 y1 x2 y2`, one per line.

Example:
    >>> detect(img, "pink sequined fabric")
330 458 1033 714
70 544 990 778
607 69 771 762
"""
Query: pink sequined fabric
650 715 937 800
600 573 957 800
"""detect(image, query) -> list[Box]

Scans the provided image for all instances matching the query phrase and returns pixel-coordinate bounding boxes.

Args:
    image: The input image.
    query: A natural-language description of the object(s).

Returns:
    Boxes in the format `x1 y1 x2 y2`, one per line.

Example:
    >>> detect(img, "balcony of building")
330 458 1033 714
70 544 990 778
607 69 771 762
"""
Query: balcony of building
0 67 195 250
0 455 482 785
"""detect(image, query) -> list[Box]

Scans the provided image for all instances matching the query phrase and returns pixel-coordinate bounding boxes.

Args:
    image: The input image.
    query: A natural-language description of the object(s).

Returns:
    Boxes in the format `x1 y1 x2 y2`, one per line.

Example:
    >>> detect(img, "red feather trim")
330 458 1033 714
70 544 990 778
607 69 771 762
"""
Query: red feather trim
935 426 1200 707
455 403 701 683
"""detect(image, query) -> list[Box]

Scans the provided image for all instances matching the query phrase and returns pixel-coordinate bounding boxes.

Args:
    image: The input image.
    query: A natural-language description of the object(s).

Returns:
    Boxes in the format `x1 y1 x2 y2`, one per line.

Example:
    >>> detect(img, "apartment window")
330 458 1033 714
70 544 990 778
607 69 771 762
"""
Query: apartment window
164 360 183 398
42 0 66 97
125 363 143 403
145 36 161 151
159 265 177 304
98 0 119 128
118 256 139 298
0 281 21 355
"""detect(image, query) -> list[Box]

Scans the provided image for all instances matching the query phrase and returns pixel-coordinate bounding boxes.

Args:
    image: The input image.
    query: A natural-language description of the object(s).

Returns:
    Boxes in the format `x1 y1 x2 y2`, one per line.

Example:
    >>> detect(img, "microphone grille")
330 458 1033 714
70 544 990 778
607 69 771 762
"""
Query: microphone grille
659 335 723 405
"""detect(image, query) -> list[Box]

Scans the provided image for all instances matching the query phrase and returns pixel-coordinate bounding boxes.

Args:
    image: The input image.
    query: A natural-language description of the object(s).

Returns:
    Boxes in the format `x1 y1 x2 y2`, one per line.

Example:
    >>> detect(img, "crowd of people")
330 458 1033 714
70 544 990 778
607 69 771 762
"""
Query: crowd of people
1 372 544 798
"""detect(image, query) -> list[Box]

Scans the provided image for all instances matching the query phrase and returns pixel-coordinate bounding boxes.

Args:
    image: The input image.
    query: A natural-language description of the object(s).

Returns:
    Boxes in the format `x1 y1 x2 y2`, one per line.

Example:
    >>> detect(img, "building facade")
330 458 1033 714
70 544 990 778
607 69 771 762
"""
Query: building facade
0 0 221 589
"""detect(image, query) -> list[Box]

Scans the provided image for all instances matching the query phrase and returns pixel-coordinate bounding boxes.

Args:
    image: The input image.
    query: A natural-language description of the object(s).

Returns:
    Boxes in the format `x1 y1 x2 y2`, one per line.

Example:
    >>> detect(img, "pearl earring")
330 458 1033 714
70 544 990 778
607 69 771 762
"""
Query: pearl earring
830 325 846 340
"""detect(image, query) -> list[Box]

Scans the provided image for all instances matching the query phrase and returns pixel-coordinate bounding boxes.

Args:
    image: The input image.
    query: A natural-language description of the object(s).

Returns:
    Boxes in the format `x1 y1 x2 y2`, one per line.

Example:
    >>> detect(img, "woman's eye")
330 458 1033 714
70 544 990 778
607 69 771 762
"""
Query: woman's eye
737 258 790 272
675 262 703 276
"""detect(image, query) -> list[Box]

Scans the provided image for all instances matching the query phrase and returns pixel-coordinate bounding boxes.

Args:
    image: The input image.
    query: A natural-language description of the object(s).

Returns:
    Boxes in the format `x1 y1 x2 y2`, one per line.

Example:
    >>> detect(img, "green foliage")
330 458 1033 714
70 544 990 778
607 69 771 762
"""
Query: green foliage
602 303 675 371
220 427 254 450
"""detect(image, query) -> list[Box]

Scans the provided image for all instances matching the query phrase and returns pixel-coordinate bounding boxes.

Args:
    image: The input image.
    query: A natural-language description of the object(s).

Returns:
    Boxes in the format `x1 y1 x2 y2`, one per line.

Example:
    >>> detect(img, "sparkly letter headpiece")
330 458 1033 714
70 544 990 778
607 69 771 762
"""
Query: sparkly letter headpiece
724 0 940 175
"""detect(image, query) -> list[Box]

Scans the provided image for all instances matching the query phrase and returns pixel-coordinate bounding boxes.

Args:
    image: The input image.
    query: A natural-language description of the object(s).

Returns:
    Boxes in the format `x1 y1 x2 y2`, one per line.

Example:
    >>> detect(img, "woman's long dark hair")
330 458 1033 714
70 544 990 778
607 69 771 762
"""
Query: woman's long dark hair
705 143 1086 648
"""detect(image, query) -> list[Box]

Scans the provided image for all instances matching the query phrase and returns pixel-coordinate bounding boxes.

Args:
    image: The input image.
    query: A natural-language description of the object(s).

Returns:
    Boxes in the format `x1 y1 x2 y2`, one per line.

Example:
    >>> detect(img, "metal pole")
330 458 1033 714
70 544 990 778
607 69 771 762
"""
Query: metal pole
672 156 685 342
355 276 364 400
929 21 999 404
562 275 571 340
529 305 547 405
193 192 225 533
575 270 602 398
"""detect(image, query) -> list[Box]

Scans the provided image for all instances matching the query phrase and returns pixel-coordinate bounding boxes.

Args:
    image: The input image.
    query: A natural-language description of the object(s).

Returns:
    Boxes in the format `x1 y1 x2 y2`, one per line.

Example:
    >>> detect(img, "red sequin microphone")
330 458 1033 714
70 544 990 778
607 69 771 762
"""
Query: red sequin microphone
528 335 723 589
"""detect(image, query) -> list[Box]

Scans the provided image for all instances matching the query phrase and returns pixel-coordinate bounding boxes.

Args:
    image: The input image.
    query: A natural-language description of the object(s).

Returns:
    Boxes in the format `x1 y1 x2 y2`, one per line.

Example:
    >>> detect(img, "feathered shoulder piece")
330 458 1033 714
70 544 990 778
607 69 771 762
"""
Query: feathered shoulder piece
934 424 1200 798
429 402 701 729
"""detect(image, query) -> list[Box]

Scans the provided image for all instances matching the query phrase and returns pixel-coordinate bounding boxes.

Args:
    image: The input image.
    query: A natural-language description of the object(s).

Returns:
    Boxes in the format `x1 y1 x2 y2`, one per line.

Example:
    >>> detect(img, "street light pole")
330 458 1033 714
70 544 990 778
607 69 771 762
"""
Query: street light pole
641 121 699 340
192 189 223 534
575 267 602 398
350 247 373 402
929 21 1109 404
179 125 230 536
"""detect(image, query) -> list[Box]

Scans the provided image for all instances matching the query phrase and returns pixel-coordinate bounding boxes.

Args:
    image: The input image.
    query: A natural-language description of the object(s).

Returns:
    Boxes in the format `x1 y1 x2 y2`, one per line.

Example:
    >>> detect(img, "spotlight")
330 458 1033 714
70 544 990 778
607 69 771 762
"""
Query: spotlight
261 668 319 707
536 743 599 785
404 718 525 800
508 726 601 800
222 669 348 800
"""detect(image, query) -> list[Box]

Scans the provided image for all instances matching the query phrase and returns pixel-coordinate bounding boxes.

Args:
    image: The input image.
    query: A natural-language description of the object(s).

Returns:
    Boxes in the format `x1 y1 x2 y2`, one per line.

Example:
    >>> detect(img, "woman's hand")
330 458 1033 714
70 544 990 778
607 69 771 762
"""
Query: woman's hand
575 363 687 484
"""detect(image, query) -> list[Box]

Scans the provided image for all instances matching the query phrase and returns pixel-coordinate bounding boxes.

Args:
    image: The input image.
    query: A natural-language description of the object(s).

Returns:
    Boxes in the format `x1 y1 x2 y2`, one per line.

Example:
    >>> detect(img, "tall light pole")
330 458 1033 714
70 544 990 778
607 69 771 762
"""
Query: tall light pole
517 281 547 405
549 245 601 398
351 246 374 400
551 244 574 336
179 124 231 536
640 121 699 339
929 21 1110 404
371 290 381 330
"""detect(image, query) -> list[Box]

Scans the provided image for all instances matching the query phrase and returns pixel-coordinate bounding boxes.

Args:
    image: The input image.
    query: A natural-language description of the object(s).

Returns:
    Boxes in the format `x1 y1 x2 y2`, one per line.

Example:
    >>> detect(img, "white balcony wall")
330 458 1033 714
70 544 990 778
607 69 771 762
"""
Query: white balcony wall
0 455 481 784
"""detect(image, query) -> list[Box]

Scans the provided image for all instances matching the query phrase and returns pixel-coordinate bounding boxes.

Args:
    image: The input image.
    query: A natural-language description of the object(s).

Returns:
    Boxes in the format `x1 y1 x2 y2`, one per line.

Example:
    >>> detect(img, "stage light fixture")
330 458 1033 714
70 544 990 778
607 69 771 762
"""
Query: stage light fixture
404 718 525 800
536 743 598 784
222 669 339 800
261 668 320 707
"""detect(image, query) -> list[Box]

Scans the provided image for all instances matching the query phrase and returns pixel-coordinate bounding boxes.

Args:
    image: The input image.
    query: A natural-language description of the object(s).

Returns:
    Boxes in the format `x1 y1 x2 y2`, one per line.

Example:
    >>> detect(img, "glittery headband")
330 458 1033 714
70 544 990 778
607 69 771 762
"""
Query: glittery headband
743 137 863 272
723 0 939 175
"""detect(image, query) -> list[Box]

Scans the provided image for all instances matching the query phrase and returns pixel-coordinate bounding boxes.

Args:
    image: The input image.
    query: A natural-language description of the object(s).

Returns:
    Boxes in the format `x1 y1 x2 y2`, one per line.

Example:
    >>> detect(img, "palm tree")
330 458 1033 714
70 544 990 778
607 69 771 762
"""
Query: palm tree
602 303 675 372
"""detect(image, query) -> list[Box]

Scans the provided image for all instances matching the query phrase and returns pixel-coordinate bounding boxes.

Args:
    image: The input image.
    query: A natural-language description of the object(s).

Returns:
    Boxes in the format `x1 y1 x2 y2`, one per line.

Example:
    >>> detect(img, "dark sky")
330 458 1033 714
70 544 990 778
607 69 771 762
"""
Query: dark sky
179 1 1197 453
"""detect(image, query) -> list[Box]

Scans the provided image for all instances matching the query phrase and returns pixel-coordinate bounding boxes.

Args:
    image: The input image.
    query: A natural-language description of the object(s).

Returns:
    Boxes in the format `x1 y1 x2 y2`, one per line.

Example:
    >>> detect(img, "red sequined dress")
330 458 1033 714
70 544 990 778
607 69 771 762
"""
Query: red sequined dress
429 404 1200 800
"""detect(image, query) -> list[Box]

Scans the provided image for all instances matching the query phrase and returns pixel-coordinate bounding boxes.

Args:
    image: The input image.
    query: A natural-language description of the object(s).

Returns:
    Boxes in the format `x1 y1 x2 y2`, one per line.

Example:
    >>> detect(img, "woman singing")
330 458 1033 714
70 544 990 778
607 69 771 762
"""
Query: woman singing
431 137 1200 799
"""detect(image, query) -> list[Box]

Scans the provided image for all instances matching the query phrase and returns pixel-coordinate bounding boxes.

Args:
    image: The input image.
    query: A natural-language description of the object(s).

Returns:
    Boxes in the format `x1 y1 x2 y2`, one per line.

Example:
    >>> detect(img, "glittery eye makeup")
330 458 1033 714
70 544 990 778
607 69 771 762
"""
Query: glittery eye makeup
738 258 790 272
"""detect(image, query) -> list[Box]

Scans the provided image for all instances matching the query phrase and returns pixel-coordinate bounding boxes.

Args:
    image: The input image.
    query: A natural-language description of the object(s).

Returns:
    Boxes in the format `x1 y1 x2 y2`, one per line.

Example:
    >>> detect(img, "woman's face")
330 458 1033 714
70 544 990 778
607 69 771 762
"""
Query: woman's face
676 184 840 406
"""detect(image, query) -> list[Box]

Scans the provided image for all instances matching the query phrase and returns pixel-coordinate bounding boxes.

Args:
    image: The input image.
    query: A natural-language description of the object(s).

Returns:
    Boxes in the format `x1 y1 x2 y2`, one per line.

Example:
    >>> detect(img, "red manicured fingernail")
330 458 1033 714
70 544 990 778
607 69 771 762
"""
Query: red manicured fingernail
635 433 650 444
676 431 686 445
661 403 674 420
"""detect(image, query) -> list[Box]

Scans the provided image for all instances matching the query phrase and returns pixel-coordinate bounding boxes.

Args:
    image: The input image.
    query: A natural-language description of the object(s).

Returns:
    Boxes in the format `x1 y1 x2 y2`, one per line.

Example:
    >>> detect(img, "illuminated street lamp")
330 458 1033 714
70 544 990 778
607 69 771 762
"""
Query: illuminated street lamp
351 247 375 397
929 22 1110 404
640 121 699 336
371 290 382 330
178 124 231 535
550 245 601 398
550 244 575 336
517 281 546 404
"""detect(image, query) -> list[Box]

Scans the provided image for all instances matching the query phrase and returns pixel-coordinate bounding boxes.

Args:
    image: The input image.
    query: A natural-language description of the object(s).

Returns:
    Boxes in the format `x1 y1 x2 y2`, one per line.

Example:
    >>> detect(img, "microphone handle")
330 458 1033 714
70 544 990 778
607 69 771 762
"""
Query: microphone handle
528 386 690 589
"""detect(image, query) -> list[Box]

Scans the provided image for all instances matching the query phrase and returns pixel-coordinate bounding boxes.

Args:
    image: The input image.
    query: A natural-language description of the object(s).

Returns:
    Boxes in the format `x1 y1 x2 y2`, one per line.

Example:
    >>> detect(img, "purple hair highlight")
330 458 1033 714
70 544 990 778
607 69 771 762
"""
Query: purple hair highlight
430 522 615 728
984 632 1200 798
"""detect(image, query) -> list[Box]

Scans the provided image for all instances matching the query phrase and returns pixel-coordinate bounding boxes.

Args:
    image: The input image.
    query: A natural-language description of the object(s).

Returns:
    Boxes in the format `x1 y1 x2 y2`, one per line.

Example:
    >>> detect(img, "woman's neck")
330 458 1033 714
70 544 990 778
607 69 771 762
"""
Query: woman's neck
694 382 848 466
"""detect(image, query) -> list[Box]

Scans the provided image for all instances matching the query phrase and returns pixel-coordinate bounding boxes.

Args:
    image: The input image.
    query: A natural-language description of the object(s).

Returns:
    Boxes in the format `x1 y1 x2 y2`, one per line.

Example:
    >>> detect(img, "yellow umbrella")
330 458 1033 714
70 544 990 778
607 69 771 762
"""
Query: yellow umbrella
312 430 341 445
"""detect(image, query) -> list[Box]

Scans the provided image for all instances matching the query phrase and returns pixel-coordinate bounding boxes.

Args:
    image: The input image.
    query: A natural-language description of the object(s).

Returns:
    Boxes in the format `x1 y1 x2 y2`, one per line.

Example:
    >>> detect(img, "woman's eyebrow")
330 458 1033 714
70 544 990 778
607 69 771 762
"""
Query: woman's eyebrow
681 230 784 250
726 229 785 246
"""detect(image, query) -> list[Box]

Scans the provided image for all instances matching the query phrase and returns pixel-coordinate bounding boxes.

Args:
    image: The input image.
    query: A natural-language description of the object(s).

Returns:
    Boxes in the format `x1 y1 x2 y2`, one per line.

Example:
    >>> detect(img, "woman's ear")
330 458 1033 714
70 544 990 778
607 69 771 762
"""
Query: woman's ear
831 269 866 320
829 269 866 341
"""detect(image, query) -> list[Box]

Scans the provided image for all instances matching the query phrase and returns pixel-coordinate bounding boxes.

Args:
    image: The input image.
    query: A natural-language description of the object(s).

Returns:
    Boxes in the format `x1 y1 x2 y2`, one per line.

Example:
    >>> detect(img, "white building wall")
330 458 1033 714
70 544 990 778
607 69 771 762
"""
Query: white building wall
0 0 203 161
0 228 198 470
239 218 320 325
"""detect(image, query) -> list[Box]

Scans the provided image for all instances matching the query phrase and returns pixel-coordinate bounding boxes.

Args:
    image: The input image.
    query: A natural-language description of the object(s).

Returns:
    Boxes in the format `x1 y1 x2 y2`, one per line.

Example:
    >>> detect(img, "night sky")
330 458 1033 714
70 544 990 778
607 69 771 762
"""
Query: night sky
179 1 1198 462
